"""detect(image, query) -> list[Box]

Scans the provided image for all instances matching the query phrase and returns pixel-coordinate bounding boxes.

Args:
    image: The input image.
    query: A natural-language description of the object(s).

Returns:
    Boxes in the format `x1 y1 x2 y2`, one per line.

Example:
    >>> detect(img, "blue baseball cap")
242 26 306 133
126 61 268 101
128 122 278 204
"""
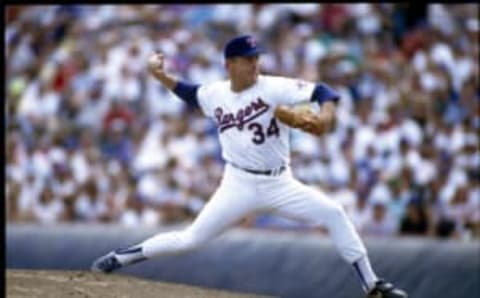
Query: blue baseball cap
224 35 266 59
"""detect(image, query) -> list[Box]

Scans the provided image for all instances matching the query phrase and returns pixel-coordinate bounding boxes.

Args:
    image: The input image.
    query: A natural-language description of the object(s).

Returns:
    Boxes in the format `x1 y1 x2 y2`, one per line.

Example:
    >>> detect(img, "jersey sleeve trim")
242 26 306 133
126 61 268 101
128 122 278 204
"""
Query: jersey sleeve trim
310 83 340 105
173 81 200 108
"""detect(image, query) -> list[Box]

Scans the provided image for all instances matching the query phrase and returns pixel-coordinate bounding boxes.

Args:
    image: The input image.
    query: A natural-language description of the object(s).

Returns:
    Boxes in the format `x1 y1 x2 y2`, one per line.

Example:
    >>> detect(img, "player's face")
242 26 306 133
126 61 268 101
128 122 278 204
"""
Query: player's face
227 55 260 87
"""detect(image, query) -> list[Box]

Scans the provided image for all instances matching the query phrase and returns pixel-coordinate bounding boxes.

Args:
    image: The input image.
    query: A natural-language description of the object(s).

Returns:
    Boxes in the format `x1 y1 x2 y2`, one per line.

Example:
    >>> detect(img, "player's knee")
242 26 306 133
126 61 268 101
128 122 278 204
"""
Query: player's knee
179 230 208 250
327 201 347 220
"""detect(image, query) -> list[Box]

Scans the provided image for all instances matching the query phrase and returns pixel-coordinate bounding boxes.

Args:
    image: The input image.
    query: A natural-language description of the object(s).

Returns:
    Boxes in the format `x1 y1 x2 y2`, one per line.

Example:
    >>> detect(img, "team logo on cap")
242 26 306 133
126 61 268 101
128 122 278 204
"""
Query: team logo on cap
246 37 257 48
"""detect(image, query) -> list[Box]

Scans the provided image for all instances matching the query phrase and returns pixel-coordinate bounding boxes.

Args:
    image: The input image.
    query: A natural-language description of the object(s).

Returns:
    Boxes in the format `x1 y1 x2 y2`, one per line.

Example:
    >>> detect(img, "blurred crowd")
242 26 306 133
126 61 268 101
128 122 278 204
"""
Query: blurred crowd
5 4 480 241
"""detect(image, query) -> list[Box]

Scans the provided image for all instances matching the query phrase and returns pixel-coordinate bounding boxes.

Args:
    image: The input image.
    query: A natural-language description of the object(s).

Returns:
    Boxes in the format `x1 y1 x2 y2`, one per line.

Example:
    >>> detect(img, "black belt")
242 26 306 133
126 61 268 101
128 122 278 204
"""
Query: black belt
229 162 286 176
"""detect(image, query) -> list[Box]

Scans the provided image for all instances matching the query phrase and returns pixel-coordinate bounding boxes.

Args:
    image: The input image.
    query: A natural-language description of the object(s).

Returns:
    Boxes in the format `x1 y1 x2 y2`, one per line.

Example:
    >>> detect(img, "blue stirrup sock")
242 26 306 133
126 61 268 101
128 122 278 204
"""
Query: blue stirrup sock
353 255 379 292
114 245 147 265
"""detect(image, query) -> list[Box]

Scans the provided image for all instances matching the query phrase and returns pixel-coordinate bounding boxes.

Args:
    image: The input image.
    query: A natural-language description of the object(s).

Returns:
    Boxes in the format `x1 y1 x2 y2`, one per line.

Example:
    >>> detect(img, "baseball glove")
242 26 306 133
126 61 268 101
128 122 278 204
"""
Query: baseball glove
274 105 334 136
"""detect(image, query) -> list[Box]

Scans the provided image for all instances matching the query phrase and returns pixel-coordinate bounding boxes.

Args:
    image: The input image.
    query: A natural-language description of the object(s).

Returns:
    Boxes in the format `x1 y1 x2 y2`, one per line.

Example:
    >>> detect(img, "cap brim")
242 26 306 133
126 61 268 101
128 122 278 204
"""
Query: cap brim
240 48 266 57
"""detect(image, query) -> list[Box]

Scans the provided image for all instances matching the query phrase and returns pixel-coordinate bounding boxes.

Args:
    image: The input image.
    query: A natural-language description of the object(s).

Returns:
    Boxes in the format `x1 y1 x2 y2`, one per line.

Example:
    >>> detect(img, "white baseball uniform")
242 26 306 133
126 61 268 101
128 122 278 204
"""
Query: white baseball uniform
139 75 367 264
93 36 406 296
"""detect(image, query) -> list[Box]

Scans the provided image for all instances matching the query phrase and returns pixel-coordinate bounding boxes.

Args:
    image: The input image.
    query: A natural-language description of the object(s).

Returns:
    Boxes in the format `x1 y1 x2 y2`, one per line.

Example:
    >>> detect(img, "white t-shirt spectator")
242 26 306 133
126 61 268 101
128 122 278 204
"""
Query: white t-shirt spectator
412 158 437 186
70 149 90 185
32 197 64 225
74 193 108 222
353 123 376 162
17 175 43 214
349 201 371 232
120 208 160 227
400 119 423 148
362 203 398 237
132 120 170 173
18 81 60 122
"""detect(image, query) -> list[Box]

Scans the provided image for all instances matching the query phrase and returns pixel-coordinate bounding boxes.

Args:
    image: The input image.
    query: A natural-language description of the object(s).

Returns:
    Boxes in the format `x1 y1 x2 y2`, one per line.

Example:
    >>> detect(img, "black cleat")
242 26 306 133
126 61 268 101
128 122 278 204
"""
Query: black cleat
367 280 408 298
90 252 122 273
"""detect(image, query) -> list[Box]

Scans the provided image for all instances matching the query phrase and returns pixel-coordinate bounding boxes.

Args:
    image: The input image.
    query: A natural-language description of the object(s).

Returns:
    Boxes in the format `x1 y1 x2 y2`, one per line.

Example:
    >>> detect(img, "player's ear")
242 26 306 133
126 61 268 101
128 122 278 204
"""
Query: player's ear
225 57 233 71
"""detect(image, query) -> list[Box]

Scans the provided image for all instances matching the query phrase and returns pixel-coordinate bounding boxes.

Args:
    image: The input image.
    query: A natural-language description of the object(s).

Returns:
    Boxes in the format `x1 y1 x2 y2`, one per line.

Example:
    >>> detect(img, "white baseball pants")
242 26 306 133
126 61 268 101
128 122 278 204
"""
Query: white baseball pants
142 163 367 263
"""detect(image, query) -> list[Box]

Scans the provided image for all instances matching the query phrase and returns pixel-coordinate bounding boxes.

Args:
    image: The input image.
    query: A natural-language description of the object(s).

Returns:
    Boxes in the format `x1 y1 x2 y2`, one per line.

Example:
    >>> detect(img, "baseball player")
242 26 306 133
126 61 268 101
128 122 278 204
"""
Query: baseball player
91 35 407 298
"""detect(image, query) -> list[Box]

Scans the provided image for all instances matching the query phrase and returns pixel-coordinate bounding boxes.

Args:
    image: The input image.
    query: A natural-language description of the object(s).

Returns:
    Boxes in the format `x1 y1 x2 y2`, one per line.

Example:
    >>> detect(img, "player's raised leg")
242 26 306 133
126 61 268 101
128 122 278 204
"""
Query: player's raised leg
262 175 407 297
91 171 256 273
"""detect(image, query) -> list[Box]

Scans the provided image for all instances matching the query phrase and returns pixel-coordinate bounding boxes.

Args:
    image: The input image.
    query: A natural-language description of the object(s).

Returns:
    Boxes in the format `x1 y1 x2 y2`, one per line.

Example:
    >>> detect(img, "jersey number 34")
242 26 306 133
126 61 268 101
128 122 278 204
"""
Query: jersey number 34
247 118 280 145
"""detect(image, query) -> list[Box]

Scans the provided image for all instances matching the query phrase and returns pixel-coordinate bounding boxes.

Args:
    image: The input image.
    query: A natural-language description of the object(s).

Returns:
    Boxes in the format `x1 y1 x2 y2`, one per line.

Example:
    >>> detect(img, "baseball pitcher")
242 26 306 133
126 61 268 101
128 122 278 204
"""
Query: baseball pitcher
91 35 407 298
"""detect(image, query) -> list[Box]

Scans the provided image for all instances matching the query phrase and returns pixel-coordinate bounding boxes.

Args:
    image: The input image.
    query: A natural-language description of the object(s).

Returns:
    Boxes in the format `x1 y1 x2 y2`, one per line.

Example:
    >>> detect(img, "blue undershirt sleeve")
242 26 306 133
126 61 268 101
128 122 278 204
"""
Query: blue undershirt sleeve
173 81 200 108
310 83 340 105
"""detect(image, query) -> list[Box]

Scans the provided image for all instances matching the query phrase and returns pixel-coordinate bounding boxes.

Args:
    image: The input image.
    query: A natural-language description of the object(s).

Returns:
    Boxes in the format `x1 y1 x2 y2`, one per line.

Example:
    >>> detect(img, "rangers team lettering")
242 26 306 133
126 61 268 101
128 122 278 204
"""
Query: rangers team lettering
215 98 269 133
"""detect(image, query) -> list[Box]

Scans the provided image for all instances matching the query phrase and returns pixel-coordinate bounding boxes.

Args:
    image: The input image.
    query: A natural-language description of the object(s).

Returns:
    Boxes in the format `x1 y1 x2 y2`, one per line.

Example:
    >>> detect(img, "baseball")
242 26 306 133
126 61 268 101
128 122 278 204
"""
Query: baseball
293 102 315 114
148 53 162 69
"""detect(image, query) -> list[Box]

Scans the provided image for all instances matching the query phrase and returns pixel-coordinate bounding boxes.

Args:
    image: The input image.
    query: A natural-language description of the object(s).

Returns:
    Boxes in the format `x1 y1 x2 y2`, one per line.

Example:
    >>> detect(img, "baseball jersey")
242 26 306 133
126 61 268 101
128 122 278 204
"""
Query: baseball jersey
196 75 316 170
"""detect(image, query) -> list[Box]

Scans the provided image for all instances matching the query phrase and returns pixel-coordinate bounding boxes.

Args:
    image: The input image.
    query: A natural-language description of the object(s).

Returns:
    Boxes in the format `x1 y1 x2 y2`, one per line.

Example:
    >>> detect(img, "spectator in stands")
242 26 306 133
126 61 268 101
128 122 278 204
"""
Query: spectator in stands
119 192 161 228
74 178 109 222
400 200 429 236
31 183 66 225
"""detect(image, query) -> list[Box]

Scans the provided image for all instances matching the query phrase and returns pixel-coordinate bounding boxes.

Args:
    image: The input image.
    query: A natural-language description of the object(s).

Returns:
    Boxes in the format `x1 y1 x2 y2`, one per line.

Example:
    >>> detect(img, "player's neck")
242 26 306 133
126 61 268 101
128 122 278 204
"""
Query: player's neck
230 78 257 93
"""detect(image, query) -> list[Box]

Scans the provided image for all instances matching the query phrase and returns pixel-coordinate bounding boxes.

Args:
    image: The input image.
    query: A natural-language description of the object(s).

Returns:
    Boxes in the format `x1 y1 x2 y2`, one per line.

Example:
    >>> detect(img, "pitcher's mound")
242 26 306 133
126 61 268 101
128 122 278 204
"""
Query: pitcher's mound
7 269 273 298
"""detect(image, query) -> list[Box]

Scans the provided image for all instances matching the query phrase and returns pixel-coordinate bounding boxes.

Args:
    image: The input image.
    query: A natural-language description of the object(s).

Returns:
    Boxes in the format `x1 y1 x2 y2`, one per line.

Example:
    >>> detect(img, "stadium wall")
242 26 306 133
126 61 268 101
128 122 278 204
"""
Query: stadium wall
6 224 480 298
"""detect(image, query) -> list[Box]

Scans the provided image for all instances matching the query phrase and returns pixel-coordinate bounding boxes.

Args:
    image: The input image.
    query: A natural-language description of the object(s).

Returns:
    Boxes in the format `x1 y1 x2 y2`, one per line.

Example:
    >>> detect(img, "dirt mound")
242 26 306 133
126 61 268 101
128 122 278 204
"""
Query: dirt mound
6 269 274 298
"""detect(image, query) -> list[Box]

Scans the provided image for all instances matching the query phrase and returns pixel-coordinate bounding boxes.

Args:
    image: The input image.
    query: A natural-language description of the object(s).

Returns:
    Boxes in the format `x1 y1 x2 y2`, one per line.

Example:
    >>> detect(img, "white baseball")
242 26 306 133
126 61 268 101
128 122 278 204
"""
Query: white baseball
148 53 162 69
